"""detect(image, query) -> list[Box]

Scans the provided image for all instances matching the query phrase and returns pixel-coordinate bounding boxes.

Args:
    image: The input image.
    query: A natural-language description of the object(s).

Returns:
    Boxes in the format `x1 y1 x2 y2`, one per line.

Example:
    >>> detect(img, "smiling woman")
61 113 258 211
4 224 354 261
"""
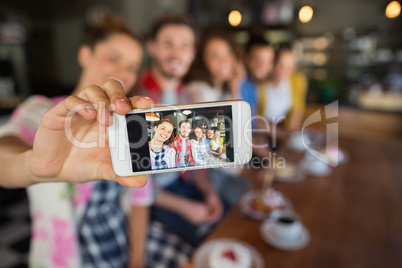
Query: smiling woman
76 16 143 94
149 119 176 170
0 14 154 268
183 28 244 103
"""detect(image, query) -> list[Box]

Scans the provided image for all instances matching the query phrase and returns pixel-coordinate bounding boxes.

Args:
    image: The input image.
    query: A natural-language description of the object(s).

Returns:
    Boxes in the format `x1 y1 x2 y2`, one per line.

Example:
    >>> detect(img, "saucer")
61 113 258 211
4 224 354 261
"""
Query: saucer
193 238 265 268
301 159 332 177
307 165 332 177
286 131 311 152
260 219 311 251
239 189 293 221
326 148 350 165
274 162 306 183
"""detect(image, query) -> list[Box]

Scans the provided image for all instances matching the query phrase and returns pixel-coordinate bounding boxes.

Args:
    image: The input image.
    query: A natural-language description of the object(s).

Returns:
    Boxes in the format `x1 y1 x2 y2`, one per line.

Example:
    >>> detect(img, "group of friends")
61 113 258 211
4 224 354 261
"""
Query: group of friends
0 11 306 268
149 118 224 170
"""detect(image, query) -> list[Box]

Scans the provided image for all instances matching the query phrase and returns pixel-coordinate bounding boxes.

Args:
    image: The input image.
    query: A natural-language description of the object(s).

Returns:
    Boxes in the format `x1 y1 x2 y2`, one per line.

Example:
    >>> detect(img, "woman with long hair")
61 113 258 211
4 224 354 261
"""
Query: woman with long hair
210 128 223 158
149 119 176 169
183 29 245 103
253 43 307 154
0 15 153 268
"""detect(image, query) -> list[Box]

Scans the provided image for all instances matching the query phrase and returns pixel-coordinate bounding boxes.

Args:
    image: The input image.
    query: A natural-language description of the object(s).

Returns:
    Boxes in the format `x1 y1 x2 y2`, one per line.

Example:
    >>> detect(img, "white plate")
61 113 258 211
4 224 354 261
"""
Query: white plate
239 189 293 221
193 238 265 268
260 219 310 251
286 131 312 152
300 159 332 177
307 165 332 177
325 147 350 165
274 162 306 183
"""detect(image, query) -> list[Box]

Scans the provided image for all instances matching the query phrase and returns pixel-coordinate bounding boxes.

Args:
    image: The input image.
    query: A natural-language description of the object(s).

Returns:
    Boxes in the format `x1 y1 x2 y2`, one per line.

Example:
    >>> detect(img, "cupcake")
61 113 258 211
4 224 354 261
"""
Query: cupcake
250 188 286 214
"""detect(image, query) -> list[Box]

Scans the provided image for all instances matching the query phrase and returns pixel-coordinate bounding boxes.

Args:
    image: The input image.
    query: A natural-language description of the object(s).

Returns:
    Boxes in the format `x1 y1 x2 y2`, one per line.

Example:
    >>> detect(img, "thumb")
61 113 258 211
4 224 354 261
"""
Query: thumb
116 175 148 188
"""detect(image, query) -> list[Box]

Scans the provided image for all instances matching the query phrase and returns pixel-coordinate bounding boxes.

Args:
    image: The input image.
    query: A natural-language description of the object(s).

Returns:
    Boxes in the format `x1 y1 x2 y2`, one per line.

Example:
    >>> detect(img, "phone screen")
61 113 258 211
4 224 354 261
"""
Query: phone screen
125 105 234 172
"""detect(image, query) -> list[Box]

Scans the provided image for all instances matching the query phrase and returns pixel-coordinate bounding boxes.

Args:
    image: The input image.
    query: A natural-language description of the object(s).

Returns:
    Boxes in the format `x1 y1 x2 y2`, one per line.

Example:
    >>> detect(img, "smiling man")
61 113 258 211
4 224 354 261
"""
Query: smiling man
138 13 196 105
142 15 223 267
173 119 195 167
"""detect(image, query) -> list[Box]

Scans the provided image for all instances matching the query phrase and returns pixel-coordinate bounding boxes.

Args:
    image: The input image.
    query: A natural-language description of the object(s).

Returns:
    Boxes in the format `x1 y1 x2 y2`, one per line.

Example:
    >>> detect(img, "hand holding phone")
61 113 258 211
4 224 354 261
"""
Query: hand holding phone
29 80 153 188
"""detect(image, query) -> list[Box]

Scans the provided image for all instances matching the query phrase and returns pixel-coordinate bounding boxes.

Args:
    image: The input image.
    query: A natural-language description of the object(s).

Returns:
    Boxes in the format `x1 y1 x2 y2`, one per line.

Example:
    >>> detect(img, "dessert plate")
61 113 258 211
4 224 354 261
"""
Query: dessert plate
193 238 264 268
239 189 293 220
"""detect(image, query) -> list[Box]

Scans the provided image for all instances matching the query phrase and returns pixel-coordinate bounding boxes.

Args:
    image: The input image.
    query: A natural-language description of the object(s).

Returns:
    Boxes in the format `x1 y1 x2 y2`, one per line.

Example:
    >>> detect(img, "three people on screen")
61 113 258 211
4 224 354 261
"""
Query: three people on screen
149 119 224 170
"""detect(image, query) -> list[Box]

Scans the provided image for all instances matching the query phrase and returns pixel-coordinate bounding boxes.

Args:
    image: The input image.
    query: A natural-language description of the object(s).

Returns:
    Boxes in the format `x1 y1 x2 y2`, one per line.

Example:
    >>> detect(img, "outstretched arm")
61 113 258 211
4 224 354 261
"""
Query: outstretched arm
0 79 153 188
0 135 38 188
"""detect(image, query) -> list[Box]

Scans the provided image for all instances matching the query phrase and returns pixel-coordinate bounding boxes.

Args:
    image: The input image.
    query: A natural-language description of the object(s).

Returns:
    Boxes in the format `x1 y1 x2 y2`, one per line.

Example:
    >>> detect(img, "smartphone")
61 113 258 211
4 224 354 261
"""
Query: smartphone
107 100 252 176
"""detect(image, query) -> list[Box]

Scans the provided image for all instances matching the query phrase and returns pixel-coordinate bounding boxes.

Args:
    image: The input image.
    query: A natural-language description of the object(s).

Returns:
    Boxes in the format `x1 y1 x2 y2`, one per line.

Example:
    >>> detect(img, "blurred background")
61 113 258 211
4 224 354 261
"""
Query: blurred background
0 0 401 110
0 1 401 267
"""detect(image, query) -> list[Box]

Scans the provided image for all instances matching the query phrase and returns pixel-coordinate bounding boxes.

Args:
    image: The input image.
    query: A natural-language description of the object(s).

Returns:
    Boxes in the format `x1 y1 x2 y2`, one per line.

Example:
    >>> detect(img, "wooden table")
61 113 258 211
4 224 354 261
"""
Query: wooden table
199 136 402 268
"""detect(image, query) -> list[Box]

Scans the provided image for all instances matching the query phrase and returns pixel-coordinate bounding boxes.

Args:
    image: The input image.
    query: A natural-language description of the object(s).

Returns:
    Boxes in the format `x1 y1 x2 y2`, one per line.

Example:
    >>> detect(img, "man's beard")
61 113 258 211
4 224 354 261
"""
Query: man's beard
153 59 183 80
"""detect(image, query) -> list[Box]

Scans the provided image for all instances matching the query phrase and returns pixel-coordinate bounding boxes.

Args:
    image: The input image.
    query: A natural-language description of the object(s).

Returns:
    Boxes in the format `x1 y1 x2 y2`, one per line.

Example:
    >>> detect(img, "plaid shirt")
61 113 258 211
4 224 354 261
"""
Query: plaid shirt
173 135 195 167
154 147 168 170
79 180 128 268
147 221 192 268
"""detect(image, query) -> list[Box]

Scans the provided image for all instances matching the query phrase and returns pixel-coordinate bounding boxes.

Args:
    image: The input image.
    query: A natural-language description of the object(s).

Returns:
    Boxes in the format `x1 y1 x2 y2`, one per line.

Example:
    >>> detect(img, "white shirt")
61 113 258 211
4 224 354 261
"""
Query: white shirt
211 139 221 151
184 81 231 103
264 79 293 122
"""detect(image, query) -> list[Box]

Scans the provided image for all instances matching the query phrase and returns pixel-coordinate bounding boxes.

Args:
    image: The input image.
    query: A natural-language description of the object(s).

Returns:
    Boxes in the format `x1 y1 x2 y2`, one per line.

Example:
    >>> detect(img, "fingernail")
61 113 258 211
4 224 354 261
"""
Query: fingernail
116 98 129 108
140 97 150 103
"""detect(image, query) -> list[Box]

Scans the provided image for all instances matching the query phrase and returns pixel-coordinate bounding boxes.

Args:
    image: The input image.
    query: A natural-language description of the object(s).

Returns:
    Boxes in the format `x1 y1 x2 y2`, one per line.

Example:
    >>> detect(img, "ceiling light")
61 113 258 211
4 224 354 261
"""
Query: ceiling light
386 1 401 18
229 10 242 26
299 6 313 23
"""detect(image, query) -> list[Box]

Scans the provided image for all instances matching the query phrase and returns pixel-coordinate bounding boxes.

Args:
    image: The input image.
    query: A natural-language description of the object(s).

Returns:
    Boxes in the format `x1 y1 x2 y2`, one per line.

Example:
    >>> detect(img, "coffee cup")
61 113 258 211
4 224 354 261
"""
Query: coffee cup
269 211 303 241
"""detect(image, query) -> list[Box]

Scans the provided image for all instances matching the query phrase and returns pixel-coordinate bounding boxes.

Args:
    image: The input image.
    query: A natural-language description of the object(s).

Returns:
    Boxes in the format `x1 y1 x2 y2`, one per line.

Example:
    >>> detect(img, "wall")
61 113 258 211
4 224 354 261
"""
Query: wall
50 0 188 87
52 17 83 87
120 0 188 35
295 0 400 36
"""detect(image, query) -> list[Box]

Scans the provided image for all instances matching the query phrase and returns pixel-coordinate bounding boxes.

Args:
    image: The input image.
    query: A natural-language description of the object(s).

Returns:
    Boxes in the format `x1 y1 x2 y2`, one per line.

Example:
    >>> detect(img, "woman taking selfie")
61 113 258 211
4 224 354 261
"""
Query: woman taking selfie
0 15 153 268
149 119 176 169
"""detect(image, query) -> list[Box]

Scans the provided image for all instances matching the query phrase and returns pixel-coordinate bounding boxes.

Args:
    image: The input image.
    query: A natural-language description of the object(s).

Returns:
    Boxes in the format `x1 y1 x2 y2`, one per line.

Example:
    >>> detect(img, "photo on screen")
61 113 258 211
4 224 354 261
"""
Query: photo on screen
126 105 234 172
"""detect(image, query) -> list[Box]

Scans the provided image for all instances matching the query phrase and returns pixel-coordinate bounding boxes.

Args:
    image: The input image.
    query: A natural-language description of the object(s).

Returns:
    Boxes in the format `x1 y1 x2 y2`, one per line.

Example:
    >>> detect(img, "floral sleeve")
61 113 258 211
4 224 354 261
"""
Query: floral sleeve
0 95 53 146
